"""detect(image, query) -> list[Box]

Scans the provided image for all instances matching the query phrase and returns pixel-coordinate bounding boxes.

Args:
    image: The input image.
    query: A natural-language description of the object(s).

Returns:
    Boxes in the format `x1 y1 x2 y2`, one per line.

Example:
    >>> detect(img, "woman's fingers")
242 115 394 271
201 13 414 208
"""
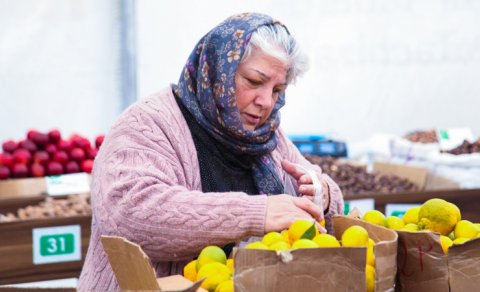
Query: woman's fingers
292 196 323 221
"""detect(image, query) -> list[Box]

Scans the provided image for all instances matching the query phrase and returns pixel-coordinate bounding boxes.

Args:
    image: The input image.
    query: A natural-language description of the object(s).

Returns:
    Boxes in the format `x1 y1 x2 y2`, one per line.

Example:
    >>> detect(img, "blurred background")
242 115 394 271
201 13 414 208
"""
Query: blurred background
1 0 479 143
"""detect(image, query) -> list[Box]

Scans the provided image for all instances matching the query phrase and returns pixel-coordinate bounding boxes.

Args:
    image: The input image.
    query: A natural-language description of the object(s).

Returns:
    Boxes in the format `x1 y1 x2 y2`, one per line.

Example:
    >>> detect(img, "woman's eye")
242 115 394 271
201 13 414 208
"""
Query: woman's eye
247 78 261 86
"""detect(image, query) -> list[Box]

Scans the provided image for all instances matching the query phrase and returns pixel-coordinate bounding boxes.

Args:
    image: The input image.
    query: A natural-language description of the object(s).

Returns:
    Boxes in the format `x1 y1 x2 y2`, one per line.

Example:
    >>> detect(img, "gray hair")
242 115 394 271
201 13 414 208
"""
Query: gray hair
241 24 309 84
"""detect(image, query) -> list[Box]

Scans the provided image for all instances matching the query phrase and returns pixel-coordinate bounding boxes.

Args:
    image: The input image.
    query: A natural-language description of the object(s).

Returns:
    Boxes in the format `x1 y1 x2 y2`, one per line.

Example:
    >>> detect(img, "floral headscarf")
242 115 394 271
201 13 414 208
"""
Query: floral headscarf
172 13 288 195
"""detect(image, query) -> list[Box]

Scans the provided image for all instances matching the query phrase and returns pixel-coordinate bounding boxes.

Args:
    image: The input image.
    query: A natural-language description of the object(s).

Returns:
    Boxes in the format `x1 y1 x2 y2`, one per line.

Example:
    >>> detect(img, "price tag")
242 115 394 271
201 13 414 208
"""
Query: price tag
437 127 474 151
344 199 375 216
385 203 421 218
45 173 90 196
32 225 81 264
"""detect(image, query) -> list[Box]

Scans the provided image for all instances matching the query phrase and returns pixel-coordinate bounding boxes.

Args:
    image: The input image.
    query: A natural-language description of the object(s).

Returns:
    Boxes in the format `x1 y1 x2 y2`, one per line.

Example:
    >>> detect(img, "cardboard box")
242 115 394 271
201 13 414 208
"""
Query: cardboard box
396 232 480 292
233 216 398 292
101 236 206 292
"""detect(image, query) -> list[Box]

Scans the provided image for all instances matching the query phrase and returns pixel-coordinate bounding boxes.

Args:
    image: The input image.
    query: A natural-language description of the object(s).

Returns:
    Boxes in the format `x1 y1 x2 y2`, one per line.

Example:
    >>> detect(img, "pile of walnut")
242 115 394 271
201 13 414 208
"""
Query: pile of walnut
305 155 418 195
0 194 91 222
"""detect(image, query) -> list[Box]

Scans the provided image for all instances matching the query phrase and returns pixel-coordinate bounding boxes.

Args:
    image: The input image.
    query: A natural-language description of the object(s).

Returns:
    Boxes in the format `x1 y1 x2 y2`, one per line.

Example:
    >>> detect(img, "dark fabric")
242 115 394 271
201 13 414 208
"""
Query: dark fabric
175 94 259 196
171 12 287 195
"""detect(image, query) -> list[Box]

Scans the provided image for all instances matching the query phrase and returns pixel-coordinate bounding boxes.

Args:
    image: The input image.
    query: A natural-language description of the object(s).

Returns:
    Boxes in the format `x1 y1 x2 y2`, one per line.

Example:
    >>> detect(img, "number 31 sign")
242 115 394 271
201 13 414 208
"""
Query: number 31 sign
32 225 81 264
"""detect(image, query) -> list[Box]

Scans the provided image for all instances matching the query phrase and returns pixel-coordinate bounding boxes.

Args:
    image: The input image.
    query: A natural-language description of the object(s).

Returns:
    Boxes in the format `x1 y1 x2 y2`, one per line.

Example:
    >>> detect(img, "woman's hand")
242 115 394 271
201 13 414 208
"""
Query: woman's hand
265 194 325 233
281 159 330 212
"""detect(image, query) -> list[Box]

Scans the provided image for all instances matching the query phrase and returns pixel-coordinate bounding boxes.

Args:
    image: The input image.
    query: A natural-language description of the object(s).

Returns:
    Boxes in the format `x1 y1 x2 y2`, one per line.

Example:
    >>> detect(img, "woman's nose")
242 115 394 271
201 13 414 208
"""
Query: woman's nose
254 87 274 108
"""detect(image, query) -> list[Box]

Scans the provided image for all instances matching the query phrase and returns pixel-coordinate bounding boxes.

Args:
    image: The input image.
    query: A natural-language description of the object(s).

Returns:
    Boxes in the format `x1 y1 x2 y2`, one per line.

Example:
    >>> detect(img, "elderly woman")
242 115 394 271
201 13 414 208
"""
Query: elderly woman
79 12 343 291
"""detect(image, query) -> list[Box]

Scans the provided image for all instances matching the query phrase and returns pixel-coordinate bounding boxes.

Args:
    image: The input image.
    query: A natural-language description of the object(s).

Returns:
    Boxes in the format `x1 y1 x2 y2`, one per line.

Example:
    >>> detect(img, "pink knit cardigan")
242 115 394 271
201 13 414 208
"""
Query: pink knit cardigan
78 87 344 291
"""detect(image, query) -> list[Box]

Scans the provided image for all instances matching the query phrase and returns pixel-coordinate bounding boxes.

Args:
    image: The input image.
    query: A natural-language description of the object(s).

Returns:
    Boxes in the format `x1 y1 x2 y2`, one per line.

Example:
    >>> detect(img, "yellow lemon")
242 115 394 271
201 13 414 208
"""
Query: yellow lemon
366 264 375 292
417 199 460 235
474 223 480 233
215 279 234 292
288 219 319 242
341 225 369 247
386 216 405 230
291 239 318 249
454 220 479 239
226 259 234 273
197 246 227 271
196 262 231 292
363 210 387 227
453 237 470 245
280 230 290 244
183 260 197 281
439 235 453 255
312 234 340 247
319 219 326 227
269 241 291 251
401 223 419 232
262 232 283 247
403 206 421 224
366 238 375 266
244 241 269 250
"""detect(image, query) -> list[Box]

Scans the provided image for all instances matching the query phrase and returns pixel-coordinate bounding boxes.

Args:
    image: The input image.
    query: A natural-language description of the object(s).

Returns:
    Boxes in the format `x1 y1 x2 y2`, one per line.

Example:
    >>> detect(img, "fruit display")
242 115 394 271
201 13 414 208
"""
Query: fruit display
0 129 104 179
361 198 480 255
404 129 438 143
443 139 480 155
243 219 377 292
0 194 91 222
305 155 418 195
183 245 234 292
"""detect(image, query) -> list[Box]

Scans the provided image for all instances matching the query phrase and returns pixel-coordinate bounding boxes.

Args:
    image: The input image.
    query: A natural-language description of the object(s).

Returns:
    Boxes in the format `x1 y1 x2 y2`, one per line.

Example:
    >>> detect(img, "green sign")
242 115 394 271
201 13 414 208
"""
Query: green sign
391 211 406 218
40 233 75 256
344 202 350 215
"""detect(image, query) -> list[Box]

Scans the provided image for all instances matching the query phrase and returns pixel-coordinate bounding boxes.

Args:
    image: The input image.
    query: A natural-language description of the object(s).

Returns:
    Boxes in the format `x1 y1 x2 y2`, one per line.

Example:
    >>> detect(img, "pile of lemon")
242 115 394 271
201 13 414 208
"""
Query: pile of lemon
245 219 376 292
361 198 480 255
183 245 234 292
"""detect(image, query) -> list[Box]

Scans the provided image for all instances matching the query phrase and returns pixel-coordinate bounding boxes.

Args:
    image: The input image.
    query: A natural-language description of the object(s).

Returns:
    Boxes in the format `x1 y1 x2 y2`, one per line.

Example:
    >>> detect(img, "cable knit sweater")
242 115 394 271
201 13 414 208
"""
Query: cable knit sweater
78 87 344 291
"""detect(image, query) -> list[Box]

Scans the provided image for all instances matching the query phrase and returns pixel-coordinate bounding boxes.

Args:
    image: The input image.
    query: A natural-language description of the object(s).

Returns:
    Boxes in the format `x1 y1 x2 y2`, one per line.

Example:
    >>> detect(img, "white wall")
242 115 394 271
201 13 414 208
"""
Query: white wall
137 0 480 143
0 0 121 141
1 0 479 144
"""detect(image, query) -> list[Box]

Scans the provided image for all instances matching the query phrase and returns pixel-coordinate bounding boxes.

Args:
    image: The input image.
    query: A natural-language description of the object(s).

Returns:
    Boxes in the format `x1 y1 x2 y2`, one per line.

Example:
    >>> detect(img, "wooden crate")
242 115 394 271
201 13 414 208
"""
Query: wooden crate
0 215 91 285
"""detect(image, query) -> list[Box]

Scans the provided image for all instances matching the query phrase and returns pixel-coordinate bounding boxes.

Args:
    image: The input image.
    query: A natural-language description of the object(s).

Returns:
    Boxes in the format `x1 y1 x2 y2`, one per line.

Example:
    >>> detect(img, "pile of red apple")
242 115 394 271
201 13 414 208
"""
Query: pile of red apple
0 129 104 180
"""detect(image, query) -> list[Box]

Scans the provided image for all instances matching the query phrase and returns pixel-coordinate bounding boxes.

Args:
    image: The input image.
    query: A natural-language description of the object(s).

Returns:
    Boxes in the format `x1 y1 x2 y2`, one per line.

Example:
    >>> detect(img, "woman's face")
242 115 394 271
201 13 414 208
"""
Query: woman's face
234 49 288 131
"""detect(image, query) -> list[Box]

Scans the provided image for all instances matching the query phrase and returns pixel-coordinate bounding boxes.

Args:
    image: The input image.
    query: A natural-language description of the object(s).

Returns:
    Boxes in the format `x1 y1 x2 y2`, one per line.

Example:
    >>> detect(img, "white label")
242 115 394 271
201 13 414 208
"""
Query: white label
437 127 474 151
385 203 422 218
45 173 90 196
32 225 81 264
344 198 375 216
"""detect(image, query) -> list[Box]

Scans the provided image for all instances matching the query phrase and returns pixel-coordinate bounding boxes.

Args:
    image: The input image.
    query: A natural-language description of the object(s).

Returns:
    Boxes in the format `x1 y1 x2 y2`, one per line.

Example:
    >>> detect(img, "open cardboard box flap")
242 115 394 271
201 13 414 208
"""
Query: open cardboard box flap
101 236 205 292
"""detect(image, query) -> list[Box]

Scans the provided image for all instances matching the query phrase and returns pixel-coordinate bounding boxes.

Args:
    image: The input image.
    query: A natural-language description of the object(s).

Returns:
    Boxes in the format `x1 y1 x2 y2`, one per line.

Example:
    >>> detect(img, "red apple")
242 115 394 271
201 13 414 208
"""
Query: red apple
71 135 91 150
2 140 18 153
95 135 105 149
12 163 29 178
70 147 85 162
27 129 39 140
65 161 80 174
0 153 13 167
0 165 10 179
81 159 93 173
19 139 38 153
53 151 69 165
47 161 63 176
30 132 49 147
45 143 57 158
48 129 62 144
87 148 98 160
12 149 32 165
57 139 73 152
30 163 46 177
33 151 50 166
